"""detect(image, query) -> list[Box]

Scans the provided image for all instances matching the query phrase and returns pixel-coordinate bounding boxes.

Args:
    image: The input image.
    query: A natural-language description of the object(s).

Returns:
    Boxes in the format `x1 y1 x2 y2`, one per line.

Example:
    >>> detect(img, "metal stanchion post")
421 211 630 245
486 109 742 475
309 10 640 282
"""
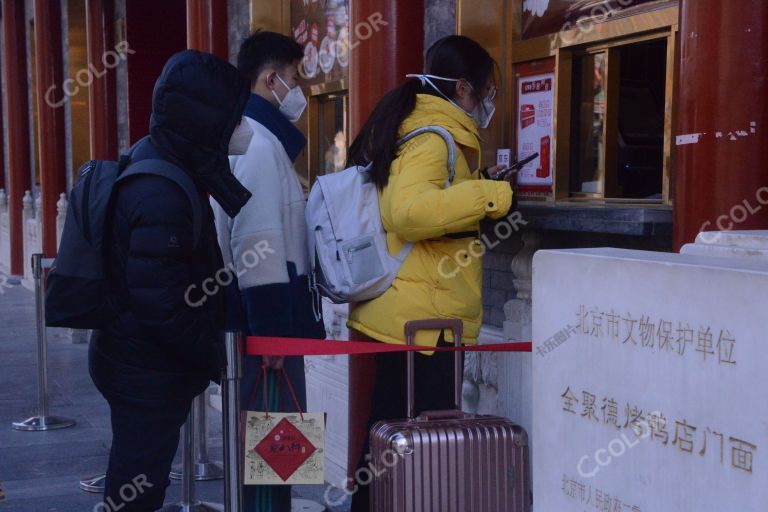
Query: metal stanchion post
12 253 75 431
193 391 225 480
171 390 224 481
160 411 223 512
222 331 242 512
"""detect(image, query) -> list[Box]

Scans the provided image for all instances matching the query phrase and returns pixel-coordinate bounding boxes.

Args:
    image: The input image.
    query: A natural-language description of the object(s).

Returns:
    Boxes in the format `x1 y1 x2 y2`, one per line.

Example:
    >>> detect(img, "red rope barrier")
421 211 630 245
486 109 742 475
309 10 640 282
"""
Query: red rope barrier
245 336 532 356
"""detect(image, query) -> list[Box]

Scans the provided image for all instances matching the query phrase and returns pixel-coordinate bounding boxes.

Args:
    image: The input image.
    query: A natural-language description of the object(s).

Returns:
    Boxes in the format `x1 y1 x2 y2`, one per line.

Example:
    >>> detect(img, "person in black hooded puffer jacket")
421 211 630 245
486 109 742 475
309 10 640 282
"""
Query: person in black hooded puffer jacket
88 50 251 511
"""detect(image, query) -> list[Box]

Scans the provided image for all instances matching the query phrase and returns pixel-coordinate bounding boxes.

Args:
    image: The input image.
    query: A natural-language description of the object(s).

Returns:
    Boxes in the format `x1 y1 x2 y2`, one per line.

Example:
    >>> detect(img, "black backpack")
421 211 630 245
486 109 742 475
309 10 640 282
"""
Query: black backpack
45 154 202 329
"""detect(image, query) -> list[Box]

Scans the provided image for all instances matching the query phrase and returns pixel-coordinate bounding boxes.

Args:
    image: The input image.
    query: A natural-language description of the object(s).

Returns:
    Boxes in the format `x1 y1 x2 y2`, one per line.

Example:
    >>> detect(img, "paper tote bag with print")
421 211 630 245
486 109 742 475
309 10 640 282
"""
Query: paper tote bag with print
242 369 325 485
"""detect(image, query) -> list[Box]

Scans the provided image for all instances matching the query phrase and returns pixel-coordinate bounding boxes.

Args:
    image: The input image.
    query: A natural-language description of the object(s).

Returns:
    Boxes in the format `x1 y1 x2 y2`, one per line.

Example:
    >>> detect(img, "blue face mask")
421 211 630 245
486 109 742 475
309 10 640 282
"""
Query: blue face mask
406 73 496 129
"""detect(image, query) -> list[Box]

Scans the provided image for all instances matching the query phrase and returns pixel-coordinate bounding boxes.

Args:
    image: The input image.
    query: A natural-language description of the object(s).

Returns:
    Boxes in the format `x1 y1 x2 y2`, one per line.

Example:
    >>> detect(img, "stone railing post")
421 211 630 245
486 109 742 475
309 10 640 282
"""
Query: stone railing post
22 191 35 280
484 230 543 442
22 190 34 222
0 189 8 274
34 194 41 221
504 231 543 341
56 192 67 248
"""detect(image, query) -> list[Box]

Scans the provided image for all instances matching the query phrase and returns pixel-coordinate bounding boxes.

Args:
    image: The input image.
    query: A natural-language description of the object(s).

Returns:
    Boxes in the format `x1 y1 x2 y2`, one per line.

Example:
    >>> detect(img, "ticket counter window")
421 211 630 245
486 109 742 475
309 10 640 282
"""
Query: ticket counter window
317 93 348 175
291 92 348 192
616 40 667 200
285 0 350 189
570 52 606 197
569 38 667 201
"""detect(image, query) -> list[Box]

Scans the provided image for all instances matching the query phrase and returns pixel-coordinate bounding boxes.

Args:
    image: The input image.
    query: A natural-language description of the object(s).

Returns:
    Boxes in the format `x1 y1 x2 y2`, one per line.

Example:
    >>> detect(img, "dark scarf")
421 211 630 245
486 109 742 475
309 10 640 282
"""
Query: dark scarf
244 94 307 163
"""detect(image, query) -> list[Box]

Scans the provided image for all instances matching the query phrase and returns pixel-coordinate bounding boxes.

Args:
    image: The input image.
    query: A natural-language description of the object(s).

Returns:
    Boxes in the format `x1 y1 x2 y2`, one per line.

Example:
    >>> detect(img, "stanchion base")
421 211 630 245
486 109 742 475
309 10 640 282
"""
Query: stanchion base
292 498 327 511
79 474 106 493
11 415 76 431
158 501 224 512
169 461 225 481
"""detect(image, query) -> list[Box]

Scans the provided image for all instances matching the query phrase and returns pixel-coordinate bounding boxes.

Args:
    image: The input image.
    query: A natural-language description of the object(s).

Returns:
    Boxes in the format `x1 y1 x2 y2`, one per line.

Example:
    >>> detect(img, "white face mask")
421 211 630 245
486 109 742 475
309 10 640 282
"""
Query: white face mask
406 73 496 129
472 95 496 130
272 74 307 123
228 118 253 155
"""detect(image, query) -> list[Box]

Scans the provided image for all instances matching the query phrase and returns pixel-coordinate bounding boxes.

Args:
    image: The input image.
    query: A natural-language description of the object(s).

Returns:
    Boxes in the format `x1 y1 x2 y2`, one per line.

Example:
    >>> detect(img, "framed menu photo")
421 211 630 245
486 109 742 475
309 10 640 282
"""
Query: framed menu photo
291 0 350 89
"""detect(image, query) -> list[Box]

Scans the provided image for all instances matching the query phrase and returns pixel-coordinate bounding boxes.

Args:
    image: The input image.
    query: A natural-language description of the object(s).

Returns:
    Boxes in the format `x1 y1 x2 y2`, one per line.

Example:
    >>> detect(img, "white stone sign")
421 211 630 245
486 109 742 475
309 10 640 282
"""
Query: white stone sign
533 248 766 512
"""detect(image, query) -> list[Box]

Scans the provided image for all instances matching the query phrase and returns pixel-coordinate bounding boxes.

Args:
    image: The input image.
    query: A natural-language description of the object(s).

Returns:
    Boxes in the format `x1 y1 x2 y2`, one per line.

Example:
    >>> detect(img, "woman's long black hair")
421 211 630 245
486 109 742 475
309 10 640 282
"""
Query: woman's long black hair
347 35 497 189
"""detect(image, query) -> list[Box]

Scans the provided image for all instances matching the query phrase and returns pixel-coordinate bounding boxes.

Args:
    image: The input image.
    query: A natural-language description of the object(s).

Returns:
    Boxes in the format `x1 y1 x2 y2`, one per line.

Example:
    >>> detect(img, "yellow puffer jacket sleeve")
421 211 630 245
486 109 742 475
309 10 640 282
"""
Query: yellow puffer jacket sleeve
384 133 513 242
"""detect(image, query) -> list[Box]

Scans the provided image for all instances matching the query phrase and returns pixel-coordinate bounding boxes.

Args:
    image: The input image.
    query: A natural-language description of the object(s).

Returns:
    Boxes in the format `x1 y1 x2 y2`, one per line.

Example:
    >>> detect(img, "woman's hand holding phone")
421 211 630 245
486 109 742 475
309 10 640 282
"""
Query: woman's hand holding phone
486 164 511 181
493 152 540 182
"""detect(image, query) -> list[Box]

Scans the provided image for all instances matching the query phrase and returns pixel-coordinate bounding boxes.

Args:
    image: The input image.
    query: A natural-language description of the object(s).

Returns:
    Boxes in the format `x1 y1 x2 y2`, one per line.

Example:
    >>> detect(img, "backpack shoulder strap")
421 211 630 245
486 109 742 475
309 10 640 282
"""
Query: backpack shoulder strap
117 158 203 247
397 125 457 188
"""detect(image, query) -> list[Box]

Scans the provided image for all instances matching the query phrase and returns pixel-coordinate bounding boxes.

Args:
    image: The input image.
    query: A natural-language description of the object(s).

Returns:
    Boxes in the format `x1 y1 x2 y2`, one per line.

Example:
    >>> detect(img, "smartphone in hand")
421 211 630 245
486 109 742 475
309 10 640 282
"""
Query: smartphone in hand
495 152 539 181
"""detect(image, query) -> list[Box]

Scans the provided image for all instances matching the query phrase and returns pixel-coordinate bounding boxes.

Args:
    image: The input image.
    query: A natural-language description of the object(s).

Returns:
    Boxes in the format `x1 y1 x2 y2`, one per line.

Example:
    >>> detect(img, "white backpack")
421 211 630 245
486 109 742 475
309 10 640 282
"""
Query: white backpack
306 126 457 310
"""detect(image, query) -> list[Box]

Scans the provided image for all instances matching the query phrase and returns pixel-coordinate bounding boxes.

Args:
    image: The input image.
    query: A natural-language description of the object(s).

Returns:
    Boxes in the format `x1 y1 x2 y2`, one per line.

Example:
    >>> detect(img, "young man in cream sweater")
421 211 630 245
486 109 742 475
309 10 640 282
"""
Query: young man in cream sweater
212 30 325 512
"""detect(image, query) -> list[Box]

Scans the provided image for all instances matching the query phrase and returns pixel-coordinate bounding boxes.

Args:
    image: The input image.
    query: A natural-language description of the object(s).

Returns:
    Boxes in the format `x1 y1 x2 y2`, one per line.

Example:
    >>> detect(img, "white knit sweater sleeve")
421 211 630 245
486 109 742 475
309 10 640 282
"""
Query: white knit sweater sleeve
228 122 290 289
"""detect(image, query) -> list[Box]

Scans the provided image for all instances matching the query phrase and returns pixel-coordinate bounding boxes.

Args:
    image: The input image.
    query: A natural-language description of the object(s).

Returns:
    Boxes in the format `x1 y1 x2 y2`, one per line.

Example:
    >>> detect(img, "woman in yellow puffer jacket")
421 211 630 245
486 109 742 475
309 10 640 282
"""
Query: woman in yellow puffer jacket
346 35 515 511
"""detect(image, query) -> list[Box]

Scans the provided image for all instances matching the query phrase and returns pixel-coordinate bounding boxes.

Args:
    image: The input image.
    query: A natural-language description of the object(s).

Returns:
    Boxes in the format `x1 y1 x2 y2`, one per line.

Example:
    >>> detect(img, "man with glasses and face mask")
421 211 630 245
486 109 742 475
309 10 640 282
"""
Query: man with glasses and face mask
212 30 325 512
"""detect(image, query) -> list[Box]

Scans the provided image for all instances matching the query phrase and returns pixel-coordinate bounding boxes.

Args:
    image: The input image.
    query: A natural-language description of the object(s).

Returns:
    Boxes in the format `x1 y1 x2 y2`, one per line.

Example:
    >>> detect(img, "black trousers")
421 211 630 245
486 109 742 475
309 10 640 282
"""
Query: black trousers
350 336 460 512
89 334 206 511
102 393 192 511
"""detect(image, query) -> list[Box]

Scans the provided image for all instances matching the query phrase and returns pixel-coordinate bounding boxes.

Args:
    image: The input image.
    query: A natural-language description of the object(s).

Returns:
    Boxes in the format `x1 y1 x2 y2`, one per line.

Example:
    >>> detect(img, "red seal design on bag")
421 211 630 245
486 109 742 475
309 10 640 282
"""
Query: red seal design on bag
255 417 317 481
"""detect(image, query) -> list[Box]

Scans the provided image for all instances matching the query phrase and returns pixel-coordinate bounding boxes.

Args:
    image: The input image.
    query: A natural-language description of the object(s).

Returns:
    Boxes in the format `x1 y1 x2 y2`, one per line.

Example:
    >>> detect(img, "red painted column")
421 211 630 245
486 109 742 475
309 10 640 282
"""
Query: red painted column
124 0 187 145
86 0 118 161
33 0 68 257
186 0 229 61
1 0 32 274
674 1 768 249
347 0 424 482
0 61 4 192
349 0 425 138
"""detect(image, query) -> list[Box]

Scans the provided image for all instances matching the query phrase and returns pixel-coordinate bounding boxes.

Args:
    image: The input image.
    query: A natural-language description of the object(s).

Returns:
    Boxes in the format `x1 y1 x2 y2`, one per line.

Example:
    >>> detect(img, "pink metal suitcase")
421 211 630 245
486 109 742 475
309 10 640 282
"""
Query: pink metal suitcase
368 319 531 512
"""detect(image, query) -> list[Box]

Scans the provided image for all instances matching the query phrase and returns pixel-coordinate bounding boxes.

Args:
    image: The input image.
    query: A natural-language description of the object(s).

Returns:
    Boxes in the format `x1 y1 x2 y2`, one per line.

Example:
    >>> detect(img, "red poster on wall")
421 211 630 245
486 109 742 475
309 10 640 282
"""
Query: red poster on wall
515 58 556 196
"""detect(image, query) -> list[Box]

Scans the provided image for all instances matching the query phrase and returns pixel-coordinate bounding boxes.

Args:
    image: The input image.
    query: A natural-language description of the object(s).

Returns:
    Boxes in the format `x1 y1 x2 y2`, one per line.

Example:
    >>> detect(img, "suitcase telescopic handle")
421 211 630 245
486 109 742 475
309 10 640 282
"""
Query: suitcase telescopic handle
404 319 464 419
